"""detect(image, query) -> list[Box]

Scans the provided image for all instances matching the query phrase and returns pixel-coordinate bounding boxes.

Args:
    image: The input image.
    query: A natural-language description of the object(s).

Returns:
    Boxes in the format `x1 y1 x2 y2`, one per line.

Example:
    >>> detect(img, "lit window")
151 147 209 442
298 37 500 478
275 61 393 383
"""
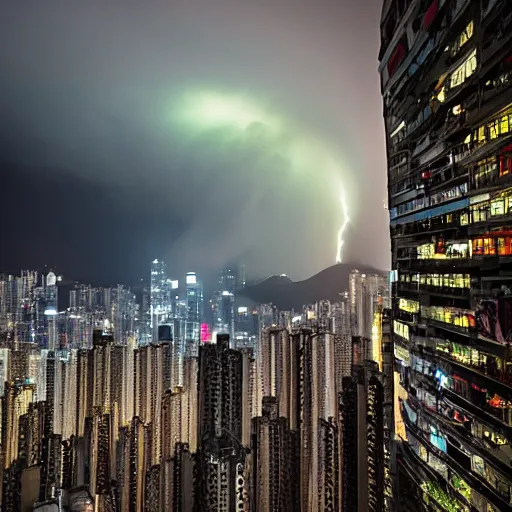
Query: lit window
489 119 500 140
501 155 512 177
501 115 509 135
459 22 474 47
450 50 477 89
491 199 505 216
477 126 486 143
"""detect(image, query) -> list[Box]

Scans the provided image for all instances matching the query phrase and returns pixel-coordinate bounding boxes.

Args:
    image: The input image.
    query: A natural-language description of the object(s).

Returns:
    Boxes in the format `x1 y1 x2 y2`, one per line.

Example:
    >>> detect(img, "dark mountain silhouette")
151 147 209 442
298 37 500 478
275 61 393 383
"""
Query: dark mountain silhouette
238 263 386 311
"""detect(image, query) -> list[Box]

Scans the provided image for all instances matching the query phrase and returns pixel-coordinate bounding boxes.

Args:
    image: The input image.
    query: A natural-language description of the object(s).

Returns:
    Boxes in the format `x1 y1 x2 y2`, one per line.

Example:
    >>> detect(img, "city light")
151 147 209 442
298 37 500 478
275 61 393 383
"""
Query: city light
186 272 197 284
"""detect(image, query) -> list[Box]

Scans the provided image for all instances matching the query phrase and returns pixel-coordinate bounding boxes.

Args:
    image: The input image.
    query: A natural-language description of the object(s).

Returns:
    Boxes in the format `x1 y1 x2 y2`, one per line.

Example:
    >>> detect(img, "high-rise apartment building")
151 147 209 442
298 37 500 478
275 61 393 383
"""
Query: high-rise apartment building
195 333 248 511
340 361 385 512
251 396 300 512
349 270 389 359
185 272 203 355
380 0 512 510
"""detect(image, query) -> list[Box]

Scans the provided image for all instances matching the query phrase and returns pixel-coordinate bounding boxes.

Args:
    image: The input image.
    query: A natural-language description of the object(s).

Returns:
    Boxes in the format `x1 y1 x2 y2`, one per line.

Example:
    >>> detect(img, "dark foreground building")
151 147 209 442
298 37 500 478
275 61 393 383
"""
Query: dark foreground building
380 0 512 510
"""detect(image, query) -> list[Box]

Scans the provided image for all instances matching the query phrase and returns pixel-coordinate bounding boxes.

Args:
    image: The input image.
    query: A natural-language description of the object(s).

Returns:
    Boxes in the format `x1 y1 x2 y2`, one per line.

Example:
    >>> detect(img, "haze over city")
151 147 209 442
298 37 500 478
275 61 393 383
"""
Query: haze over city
0 0 389 285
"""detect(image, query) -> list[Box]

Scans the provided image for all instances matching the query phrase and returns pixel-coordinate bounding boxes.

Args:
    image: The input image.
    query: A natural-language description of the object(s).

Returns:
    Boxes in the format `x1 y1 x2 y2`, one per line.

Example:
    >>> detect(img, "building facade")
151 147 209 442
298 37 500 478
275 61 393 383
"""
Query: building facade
380 0 512 509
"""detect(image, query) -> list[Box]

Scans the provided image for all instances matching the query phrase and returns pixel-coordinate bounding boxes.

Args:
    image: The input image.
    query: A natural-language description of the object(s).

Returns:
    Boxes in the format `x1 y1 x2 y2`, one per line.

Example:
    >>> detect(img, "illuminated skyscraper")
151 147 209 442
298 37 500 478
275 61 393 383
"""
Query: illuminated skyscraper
44 272 59 351
211 290 235 343
185 272 202 355
150 259 174 341
381 0 512 510
210 267 237 344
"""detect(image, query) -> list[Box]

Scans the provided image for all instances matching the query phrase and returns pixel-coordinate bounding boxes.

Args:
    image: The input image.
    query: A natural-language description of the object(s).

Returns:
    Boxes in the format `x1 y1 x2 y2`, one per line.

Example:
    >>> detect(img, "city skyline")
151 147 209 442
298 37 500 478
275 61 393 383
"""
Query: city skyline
0 261 390 510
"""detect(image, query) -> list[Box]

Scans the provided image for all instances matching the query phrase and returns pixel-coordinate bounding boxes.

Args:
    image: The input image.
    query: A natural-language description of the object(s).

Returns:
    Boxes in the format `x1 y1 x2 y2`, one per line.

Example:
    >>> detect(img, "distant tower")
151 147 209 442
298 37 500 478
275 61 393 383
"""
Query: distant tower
150 259 173 341
211 268 238 346
44 272 58 351
185 272 203 355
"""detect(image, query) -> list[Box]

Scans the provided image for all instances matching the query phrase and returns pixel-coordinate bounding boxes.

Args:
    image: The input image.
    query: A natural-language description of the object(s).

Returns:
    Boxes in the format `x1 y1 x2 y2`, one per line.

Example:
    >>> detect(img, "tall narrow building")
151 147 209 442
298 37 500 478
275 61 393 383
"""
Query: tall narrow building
340 362 385 512
380 0 512 510
251 396 300 512
195 334 247 511
185 272 203 356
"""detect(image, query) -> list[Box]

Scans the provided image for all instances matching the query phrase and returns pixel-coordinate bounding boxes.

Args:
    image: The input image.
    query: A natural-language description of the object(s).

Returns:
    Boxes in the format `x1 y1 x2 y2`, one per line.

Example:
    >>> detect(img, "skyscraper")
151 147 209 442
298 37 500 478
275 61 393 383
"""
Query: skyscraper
251 396 300 512
150 259 173 341
340 362 385 512
211 268 239 344
185 272 203 356
195 334 248 510
380 0 512 509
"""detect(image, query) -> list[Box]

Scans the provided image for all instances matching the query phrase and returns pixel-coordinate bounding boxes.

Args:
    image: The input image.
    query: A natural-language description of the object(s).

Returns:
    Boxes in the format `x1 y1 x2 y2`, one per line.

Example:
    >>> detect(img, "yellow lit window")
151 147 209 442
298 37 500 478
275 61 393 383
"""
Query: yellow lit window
478 126 486 143
491 199 505 216
501 115 510 135
460 22 474 47
489 119 499 140
450 50 477 89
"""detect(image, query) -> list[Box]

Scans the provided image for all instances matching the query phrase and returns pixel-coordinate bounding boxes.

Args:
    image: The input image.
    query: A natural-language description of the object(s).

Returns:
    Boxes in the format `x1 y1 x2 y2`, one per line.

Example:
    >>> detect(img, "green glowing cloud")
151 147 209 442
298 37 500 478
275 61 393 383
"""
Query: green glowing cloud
169 89 355 265
177 91 279 131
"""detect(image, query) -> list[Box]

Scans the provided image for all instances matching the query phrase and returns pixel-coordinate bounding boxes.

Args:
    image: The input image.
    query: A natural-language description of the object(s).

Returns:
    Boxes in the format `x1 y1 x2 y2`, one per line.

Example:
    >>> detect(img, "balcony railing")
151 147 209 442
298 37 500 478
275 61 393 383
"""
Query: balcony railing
436 349 512 392
398 257 482 271
398 281 470 298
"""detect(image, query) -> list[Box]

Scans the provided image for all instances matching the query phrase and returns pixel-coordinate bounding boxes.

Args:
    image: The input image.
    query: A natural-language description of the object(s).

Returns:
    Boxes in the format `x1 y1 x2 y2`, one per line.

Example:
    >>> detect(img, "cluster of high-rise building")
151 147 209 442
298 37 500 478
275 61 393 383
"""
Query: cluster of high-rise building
0 271 139 351
0 261 390 511
381 0 512 510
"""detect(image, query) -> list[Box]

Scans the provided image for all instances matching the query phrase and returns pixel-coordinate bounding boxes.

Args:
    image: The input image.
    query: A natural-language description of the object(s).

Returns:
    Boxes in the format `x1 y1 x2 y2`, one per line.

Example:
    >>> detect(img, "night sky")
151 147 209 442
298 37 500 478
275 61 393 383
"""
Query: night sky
1 0 389 287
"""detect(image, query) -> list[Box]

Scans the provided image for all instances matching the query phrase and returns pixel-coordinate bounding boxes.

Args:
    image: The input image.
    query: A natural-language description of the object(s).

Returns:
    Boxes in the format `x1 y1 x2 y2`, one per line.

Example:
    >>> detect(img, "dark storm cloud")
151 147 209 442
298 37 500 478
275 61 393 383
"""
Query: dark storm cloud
0 0 389 284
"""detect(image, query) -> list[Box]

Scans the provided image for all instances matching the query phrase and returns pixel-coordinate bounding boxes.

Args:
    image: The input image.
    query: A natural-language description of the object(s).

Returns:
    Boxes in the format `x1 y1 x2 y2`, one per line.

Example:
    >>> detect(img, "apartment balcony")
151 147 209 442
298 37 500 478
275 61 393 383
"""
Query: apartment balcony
434 349 512 400
398 281 470 300
398 257 482 274
444 385 512 443
416 318 511 359
468 214 512 237
481 7 512 66
411 393 512 485
471 172 512 201
403 414 512 511
412 345 512 429
397 441 457 512
392 216 466 239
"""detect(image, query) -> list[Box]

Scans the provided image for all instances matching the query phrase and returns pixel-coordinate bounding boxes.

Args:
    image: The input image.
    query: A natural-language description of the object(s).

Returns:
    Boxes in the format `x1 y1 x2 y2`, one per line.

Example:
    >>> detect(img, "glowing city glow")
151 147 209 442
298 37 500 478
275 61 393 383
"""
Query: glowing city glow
335 191 350 263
